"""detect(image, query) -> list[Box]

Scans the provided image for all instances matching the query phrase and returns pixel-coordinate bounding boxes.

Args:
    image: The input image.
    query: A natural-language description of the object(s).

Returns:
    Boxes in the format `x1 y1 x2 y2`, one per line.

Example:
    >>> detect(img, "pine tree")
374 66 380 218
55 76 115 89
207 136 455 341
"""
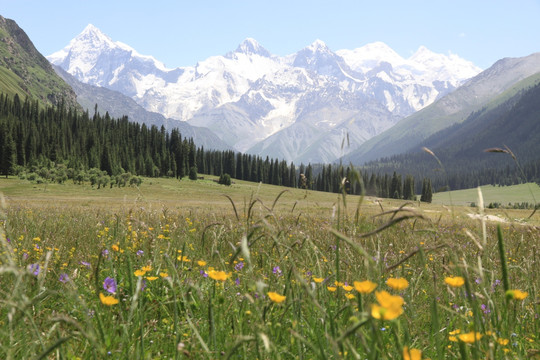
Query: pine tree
420 178 433 203
0 126 16 177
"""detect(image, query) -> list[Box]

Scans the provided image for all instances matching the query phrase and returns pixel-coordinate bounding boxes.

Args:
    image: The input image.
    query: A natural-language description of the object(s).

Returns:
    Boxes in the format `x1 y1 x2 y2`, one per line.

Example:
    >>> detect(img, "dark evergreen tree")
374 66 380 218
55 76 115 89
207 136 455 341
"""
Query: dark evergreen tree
189 166 198 180
420 178 433 203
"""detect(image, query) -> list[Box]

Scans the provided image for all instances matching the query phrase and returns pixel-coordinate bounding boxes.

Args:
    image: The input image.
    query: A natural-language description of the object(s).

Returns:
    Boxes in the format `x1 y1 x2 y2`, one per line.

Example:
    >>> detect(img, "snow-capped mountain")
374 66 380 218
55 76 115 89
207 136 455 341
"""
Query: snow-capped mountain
48 25 481 163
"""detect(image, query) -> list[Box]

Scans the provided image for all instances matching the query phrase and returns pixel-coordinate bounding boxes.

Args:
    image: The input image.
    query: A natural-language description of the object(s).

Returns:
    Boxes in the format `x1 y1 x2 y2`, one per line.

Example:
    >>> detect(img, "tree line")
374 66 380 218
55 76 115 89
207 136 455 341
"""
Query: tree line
0 93 434 202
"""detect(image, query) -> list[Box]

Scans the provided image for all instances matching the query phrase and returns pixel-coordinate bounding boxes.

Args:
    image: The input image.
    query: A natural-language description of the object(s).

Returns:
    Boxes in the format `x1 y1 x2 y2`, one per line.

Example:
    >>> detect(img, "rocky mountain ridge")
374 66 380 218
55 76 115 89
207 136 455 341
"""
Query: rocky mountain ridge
48 24 482 162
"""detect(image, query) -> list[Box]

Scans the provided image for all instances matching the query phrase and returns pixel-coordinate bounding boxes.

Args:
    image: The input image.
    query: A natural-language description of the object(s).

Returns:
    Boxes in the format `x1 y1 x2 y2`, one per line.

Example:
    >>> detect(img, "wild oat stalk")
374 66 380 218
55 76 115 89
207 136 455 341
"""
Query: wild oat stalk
484 145 538 218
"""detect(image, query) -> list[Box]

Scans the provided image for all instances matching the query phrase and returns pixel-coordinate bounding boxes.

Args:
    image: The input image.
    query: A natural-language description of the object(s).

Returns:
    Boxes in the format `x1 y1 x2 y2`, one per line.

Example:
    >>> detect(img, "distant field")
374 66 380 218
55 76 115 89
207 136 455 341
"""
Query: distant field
433 182 540 206
2 176 539 226
0 175 370 216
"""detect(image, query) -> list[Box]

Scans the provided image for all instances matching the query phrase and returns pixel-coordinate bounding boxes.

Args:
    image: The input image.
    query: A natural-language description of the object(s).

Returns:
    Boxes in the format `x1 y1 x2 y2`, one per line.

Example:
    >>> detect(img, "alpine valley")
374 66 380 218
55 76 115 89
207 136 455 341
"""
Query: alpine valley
48 24 481 164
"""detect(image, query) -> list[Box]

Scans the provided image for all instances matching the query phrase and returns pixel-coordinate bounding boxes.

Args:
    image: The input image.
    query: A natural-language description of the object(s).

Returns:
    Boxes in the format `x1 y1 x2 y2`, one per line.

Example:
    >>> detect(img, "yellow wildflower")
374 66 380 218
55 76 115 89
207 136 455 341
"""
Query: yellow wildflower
403 346 422 360
146 276 158 281
458 332 482 343
134 269 146 277
506 289 528 300
112 244 119 252
197 260 207 267
444 276 465 288
267 292 286 303
386 277 409 291
99 293 119 306
159 272 169 278
371 291 405 320
313 277 324 283
327 286 337 292
208 270 230 281
354 280 377 294
342 285 353 292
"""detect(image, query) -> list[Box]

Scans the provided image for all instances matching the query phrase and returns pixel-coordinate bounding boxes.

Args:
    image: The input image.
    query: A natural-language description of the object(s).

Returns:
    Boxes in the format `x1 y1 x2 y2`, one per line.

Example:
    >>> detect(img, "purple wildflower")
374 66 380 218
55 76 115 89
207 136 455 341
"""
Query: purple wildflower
200 270 208 278
235 278 240 286
28 263 40 276
59 273 69 283
103 277 117 294
273 266 282 277
481 304 491 314
234 261 244 271
102 249 109 257
136 250 144 256
80 261 91 268
141 279 147 291
22 252 29 261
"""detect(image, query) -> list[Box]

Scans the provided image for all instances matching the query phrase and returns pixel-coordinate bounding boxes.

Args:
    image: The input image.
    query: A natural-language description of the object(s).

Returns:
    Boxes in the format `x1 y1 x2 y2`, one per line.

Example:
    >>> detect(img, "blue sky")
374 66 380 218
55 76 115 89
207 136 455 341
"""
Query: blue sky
1 0 539 69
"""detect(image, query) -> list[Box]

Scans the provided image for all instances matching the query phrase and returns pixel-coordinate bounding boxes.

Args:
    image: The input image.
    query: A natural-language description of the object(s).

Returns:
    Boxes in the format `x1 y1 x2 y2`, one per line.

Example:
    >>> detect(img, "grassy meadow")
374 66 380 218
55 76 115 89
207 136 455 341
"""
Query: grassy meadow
0 175 539 359
433 183 540 207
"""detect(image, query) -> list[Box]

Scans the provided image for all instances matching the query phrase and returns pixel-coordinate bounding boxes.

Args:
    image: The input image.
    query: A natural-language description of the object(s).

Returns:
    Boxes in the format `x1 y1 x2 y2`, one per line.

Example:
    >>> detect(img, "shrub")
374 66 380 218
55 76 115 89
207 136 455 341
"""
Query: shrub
218 173 231 186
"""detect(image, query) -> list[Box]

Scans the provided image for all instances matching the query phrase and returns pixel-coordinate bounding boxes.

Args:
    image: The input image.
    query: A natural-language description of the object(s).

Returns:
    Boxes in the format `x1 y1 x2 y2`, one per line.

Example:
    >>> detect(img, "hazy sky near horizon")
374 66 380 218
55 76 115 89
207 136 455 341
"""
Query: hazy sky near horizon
1 0 539 70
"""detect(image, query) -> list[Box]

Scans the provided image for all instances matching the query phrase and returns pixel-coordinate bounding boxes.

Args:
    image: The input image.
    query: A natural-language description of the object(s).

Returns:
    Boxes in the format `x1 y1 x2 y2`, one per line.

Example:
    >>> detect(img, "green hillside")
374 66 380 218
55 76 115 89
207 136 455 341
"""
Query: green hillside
358 76 540 192
0 15 78 108
345 53 540 164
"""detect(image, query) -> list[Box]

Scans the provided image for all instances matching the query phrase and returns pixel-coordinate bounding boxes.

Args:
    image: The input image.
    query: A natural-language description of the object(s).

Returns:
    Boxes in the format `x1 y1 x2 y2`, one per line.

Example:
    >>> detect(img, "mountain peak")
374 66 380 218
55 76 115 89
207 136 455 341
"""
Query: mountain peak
234 38 270 57
410 45 438 61
307 39 329 53
81 23 102 35
68 23 115 51
336 42 405 72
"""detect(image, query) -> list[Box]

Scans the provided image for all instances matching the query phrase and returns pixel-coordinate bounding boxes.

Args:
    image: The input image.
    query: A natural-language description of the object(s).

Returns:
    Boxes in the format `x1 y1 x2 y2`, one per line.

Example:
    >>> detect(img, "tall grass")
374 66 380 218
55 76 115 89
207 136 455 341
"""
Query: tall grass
0 182 538 358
